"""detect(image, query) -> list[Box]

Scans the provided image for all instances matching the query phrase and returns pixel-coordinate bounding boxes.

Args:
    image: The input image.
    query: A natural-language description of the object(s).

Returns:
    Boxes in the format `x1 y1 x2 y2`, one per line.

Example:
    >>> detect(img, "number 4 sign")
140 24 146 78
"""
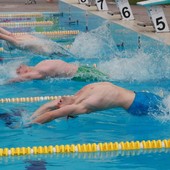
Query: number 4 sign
115 0 134 20
148 5 169 32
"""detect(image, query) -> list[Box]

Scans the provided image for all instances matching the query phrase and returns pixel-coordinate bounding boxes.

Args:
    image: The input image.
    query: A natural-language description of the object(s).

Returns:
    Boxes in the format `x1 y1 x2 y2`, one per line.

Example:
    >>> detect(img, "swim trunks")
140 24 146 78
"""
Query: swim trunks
127 92 163 115
72 65 108 82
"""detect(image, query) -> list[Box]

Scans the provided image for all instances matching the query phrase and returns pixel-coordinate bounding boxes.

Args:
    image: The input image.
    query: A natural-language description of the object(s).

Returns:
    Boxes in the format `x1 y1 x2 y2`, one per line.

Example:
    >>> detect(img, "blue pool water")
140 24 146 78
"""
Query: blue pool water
0 1 170 169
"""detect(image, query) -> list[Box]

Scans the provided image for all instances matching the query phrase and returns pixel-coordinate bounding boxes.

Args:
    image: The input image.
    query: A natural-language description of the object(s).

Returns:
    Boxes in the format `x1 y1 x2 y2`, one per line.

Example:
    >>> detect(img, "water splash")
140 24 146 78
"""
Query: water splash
0 60 24 85
70 23 119 59
151 95 170 123
98 49 170 82
2 35 72 58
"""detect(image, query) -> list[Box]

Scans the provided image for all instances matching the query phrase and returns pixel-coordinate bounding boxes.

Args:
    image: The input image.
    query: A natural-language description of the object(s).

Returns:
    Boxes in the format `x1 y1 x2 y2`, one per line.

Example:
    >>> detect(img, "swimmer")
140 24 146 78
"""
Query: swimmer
0 27 69 56
30 82 164 124
8 59 108 83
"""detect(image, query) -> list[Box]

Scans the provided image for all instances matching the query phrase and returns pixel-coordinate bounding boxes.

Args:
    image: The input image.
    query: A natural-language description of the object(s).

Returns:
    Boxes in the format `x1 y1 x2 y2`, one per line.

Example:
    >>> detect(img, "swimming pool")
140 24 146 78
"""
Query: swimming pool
0 1 170 169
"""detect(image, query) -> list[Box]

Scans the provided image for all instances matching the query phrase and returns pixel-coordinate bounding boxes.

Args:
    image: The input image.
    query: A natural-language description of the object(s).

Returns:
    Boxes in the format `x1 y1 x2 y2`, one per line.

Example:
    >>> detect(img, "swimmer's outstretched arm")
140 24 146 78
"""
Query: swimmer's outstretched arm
0 27 17 44
0 32 15 43
0 27 11 35
0 27 71 57
8 71 44 83
31 104 87 124
30 99 60 120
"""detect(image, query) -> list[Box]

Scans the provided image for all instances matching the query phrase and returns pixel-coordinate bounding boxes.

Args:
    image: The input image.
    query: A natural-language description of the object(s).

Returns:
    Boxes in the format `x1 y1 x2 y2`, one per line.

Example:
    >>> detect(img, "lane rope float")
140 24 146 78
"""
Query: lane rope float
0 95 73 103
0 21 53 27
13 30 79 36
0 13 43 18
0 139 170 157
0 12 62 18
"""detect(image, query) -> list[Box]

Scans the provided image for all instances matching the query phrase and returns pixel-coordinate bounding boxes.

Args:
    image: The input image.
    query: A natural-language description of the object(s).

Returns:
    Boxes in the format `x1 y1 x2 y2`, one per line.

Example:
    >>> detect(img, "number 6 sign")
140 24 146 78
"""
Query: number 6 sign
115 0 134 20
148 6 169 32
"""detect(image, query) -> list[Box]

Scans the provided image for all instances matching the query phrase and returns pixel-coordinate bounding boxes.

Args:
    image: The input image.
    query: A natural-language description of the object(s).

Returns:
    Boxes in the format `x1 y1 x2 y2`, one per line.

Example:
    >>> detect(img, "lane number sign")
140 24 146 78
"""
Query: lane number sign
115 0 134 20
149 5 169 32
95 0 108 11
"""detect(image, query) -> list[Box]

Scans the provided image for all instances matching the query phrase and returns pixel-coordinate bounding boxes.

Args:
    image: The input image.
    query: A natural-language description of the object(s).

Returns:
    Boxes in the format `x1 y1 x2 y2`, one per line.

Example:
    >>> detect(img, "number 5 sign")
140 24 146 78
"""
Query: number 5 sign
115 0 134 20
148 6 169 32
78 0 89 4
95 0 108 11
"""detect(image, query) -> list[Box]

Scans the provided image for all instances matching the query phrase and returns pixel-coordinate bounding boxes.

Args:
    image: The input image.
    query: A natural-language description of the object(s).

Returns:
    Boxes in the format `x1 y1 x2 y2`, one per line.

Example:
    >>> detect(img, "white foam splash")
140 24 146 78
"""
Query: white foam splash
70 24 118 59
98 50 170 82
150 95 170 123
0 60 24 85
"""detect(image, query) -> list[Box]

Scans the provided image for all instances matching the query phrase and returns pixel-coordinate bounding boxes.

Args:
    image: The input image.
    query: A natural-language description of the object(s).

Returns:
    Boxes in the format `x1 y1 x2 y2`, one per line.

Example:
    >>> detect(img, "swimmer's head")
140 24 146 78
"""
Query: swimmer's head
16 64 31 75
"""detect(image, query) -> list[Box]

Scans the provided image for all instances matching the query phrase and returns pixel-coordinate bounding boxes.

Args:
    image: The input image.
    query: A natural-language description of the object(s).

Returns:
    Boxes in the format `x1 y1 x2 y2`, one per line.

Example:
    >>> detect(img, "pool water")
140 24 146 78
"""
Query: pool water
0 1 170 169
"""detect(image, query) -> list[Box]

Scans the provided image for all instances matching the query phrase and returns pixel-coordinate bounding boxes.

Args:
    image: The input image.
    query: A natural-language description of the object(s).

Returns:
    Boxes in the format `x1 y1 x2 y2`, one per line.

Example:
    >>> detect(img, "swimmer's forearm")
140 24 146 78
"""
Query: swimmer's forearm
0 33 15 42
8 75 33 83
31 104 55 120
7 77 27 83
31 106 48 119
0 27 11 35
31 99 60 120
31 104 87 124
32 105 77 124
8 72 44 83
31 111 55 124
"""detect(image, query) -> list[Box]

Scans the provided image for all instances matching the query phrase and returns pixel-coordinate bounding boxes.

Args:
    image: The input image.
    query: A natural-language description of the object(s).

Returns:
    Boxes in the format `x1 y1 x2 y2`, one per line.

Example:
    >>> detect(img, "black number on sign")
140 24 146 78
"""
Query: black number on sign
122 7 130 18
81 0 86 2
97 0 104 10
156 17 166 31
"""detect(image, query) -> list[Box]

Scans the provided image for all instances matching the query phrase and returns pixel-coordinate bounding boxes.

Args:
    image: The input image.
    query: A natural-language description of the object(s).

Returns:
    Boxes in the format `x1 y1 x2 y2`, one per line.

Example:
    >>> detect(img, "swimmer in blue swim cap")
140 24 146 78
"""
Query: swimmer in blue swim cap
30 82 165 124
8 59 108 83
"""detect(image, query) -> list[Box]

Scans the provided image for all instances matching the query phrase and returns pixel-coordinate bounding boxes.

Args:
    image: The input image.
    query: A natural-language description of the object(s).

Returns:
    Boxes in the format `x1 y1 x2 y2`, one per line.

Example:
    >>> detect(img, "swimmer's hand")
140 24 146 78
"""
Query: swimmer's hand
6 78 20 84
30 114 78 125
6 77 27 84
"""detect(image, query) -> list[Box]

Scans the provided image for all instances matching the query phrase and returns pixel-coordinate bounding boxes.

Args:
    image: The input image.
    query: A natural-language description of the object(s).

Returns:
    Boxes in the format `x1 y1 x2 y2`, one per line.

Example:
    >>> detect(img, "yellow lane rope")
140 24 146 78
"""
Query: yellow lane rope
0 148 167 162
0 21 53 27
0 95 73 103
0 13 43 18
0 139 170 157
13 30 79 36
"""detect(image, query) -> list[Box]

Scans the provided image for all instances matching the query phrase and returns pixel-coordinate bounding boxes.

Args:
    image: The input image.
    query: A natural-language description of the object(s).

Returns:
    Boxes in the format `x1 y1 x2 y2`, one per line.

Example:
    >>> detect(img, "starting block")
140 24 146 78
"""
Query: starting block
79 0 108 11
95 0 108 11
137 0 170 32
25 0 36 4
137 0 170 6
78 0 89 4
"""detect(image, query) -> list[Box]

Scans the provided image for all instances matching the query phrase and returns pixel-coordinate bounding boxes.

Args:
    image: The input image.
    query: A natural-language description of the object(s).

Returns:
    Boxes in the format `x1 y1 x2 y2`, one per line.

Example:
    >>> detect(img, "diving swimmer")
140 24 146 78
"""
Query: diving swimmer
8 59 108 83
30 82 164 124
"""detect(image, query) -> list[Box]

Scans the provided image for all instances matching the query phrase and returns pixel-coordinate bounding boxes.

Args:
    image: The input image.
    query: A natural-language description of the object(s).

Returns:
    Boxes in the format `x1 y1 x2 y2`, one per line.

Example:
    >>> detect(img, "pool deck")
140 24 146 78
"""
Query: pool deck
0 0 59 12
62 0 170 45
0 0 170 45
